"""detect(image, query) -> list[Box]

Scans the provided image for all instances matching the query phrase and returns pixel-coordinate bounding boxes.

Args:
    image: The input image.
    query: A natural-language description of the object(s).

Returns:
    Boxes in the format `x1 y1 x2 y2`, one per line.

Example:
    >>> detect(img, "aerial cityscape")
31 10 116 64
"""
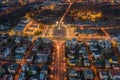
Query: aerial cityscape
0 0 120 80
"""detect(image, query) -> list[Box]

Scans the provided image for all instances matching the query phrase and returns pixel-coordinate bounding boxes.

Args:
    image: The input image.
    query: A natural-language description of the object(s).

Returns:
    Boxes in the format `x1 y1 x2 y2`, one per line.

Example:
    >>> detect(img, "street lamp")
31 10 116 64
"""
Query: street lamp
62 22 64 25
56 21 59 29
50 75 53 80
56 21 58 25
56 21 61 29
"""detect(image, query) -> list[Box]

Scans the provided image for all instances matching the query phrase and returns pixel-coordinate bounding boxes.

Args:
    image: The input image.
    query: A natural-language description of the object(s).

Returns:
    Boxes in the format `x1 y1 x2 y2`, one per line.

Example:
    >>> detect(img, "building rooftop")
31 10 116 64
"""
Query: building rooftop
14 26 25 32
100 71 108 76
109 69 120 76
84 70 94 77
40 72 46 80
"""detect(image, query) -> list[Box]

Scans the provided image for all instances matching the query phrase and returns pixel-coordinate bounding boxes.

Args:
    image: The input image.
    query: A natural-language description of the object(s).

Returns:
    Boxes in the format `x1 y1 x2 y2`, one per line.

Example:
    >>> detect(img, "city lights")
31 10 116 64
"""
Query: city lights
0 0 120 80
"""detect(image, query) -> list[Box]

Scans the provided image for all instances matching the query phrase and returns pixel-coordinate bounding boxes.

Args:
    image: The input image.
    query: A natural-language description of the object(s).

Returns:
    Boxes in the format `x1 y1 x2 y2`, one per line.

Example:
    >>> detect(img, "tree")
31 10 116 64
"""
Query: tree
38 24 44 29
26 71 33 77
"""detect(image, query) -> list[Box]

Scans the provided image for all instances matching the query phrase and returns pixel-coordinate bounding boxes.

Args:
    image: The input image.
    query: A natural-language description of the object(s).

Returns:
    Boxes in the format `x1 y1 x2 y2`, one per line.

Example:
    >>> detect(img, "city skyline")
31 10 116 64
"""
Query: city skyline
0 0 120 80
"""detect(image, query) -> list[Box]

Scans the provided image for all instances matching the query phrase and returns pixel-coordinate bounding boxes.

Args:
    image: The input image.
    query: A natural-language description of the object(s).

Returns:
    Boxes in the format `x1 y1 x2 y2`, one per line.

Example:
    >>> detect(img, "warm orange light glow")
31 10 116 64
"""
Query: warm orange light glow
51 67 54 71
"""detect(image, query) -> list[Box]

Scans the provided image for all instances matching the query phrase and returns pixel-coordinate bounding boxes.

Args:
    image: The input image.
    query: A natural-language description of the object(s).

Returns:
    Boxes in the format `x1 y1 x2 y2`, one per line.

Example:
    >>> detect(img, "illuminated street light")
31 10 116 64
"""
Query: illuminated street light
51 67 54 71
52 62 54 65
63 57 66 60
56 21 58 25
50 75 53 79
56 21 60 29
64 77 67 80
62 22 64 25
63 63 66 66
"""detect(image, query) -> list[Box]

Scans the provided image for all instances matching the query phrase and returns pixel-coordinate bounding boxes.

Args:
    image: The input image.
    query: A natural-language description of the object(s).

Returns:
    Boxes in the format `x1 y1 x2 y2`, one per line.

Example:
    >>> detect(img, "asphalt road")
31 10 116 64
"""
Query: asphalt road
43 25 69 40
53 26 67 37
51 40 66 80
47 1 75 80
